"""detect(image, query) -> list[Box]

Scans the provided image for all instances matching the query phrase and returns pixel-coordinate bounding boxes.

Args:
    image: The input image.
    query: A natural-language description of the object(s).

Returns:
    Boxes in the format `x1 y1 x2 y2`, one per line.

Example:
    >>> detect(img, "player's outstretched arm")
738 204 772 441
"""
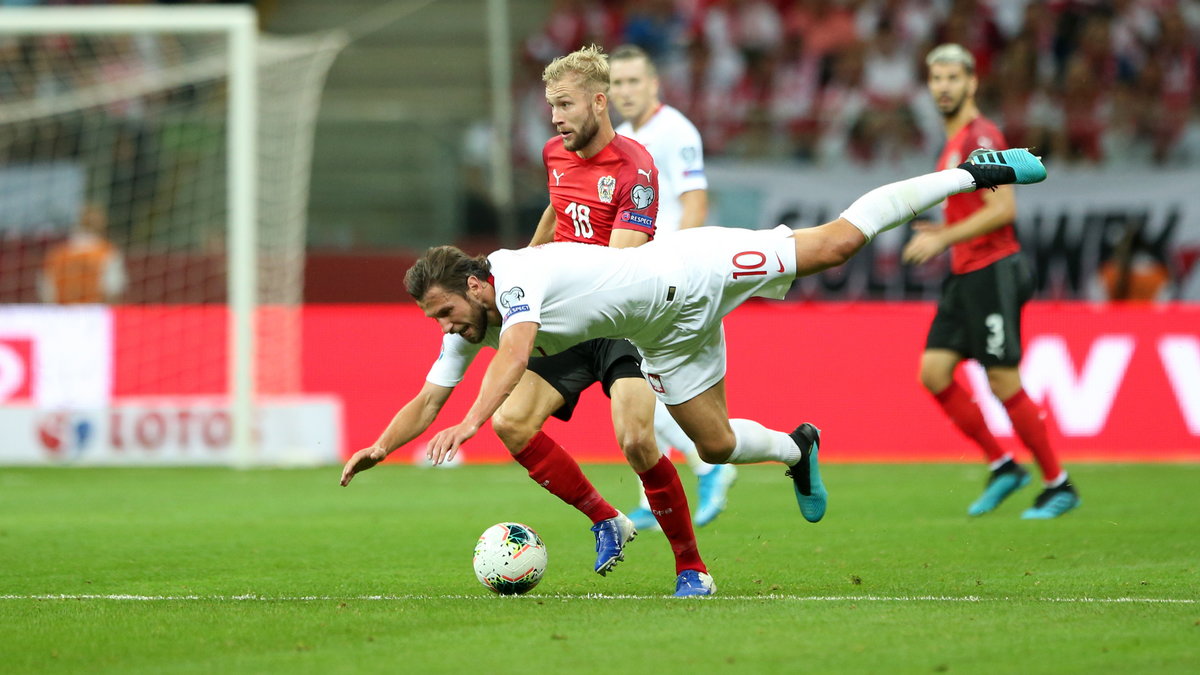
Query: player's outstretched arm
339 381 454 486
427 322 538 465
528 205 557 247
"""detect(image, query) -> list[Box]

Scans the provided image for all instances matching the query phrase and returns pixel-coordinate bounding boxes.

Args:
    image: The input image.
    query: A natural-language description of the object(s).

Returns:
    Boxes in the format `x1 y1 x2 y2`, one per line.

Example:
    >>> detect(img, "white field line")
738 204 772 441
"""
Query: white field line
0 593 1194 604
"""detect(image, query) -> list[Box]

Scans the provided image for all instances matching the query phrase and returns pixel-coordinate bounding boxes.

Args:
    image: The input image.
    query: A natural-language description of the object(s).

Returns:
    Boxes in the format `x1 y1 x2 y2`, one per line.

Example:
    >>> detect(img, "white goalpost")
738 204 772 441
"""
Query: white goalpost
0 6 346 465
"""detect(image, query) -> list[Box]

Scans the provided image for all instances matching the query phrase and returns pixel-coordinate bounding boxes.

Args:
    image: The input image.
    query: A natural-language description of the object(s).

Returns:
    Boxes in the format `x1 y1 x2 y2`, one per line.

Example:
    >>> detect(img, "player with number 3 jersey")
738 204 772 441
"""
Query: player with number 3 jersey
904 44 1079 520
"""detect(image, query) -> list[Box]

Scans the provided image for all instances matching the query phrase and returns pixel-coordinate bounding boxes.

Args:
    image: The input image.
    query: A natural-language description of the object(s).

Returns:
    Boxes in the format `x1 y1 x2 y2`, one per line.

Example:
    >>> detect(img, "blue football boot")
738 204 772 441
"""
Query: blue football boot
785 423 827 523
591 512 637 575
693 464 738 527
968 461 1031 516
959 148 1047 188
626 506 659 532
673 570 716 597
1021 481 1081 519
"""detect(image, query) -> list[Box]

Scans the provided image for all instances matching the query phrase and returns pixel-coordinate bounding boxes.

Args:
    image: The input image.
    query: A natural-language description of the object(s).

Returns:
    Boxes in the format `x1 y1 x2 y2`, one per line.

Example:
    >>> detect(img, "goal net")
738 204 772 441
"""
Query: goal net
0 6 346 464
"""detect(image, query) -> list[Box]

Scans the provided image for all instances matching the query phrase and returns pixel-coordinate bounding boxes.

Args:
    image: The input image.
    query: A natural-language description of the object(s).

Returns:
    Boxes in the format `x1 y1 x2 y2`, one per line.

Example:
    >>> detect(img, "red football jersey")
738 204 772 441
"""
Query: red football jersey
542 134 658 244
936 116 1021 274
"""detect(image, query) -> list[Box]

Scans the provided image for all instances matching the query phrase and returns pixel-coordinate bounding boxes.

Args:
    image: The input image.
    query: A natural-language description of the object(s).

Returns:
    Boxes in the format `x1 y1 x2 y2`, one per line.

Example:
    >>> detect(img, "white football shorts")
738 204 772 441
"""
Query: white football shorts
635 225 798 405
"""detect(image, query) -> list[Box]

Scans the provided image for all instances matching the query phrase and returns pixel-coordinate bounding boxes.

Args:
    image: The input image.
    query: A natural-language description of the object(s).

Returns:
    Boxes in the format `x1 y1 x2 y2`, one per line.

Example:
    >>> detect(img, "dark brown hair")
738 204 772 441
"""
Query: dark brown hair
610 44 657 76
404 246 492 300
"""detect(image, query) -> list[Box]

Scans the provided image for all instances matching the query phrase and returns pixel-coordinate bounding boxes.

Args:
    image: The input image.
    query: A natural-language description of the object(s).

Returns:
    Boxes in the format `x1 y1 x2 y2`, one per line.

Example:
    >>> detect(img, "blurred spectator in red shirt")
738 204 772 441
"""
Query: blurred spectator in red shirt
1060 54 1107 163
1151 5 1197 164
936 0 1004 79
784 0 859 65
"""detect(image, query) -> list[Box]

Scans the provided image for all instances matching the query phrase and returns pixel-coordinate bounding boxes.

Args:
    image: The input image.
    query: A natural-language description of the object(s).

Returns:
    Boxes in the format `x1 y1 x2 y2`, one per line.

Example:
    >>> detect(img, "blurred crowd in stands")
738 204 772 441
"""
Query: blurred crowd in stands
514 0 1200 167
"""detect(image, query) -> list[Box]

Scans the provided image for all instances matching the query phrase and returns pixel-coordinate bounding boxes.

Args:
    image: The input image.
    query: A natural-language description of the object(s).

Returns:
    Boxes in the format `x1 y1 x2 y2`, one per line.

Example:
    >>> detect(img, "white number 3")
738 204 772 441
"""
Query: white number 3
985 313 1005 358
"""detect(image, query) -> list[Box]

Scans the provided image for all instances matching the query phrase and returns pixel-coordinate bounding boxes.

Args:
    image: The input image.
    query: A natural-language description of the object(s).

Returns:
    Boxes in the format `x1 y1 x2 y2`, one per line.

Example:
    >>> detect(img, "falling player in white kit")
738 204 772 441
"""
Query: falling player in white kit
341 148 1050 531
341 45 716 598
610 44 737 530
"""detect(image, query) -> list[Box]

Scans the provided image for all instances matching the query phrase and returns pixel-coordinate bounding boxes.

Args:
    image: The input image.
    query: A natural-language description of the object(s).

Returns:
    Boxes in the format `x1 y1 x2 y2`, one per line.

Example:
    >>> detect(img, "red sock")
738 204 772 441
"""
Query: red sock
514 432 617 524
1003 389 1064 483
639 456 706 575
933 380 1006 463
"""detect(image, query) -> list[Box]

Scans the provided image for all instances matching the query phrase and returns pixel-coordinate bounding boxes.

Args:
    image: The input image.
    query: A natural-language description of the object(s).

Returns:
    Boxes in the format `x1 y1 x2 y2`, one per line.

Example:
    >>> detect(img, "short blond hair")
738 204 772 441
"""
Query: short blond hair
925 43 975 76
542 44 610 93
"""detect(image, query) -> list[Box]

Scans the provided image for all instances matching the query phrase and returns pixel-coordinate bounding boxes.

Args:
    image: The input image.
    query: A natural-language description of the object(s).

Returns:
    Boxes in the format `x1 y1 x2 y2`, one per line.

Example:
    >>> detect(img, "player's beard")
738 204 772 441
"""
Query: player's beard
459 297 490 344
562 109 600 152
937 90 967 119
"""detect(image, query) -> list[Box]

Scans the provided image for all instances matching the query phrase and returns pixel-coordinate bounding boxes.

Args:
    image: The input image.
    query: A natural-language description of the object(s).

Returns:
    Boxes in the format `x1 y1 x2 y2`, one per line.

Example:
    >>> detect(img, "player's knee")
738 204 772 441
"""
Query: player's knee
617 429 659 473
490 411 538 454
693 434 735 464
986 369 1021 401
919 369 948 394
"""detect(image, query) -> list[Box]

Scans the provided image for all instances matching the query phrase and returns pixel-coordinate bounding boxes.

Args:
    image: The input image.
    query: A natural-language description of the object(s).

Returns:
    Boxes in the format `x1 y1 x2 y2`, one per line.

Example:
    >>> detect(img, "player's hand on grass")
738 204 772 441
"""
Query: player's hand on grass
427 422 478 466
340 445 388 486
902 222 948 265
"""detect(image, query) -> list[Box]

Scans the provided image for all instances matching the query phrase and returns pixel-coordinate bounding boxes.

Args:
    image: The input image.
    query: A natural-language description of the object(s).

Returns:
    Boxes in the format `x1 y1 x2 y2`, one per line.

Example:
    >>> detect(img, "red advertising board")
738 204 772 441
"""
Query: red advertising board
302 302 1200 463
0 337 35 402
11 304 1188 463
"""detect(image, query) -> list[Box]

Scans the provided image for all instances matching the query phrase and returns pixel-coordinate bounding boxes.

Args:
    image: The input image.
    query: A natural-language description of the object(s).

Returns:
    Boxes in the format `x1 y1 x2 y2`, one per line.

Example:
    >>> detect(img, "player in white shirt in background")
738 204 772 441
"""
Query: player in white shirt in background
610 44 737 531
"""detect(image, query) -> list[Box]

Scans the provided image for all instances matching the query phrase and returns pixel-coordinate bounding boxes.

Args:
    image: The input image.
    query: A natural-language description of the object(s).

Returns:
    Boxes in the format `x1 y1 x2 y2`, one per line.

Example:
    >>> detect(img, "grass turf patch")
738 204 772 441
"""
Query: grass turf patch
1 463 1197 673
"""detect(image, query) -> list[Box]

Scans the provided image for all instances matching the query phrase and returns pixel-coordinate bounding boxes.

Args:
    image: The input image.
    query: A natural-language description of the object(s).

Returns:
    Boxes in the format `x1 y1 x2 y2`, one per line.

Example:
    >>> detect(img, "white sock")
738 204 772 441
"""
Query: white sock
988 454 1015 471
840 169 976 241
1046 471 1068 488
726 419 802 466
654 398 713 477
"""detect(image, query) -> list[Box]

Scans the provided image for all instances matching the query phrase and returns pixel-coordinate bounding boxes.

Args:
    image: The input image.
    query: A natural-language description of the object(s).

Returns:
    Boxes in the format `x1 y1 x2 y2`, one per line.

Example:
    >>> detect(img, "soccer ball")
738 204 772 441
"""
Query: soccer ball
472 522 548 595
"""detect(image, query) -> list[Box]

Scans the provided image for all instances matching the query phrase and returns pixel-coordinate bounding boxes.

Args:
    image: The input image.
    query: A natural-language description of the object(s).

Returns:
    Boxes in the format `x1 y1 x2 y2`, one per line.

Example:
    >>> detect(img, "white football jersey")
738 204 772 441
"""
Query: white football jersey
487 243 685 353
424 226 800 404
425 241 684 387
616 104 706 235
425 328 492 388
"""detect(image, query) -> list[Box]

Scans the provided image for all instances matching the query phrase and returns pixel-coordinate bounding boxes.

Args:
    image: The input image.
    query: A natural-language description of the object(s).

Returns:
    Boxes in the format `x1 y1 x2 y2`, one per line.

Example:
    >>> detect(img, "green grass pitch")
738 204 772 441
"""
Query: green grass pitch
2 463 1197 673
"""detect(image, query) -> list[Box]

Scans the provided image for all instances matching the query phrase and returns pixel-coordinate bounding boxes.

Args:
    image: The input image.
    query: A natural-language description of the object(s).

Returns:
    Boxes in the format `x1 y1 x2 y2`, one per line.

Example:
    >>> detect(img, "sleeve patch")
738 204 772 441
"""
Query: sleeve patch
620 211 655 229
499 286 525 308
631 184 655 209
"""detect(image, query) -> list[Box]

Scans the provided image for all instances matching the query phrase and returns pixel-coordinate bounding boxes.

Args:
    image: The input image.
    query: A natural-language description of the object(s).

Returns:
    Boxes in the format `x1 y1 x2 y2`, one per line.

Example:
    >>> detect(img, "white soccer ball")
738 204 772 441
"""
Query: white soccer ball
472 522 548 595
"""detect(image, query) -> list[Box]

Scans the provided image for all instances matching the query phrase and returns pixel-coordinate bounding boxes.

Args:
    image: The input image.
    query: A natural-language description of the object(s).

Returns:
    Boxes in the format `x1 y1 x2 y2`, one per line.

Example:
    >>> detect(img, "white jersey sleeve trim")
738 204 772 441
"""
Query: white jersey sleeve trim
667 108 707 194
426 334 482 387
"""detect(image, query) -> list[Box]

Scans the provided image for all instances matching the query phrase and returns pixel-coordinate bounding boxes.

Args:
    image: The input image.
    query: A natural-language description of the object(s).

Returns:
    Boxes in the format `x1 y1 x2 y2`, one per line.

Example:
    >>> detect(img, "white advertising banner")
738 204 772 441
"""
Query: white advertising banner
706 163 1200 300
0 306 345 465
0 396 342 466
0 305 111 407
